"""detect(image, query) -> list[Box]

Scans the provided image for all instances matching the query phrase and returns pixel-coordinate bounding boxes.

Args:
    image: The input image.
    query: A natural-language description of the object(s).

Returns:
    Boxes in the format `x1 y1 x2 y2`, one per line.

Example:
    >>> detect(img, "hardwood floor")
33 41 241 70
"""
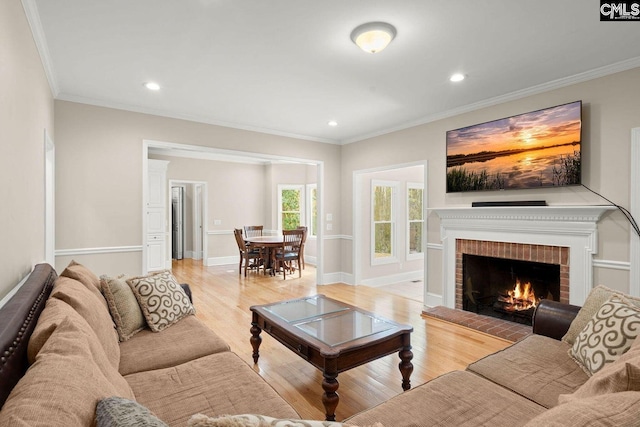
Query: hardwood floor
171 259 511 421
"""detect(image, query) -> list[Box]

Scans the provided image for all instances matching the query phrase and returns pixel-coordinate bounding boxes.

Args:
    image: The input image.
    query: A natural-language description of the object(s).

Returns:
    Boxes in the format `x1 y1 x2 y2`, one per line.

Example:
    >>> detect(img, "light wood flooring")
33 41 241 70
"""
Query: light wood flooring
170 259 511 422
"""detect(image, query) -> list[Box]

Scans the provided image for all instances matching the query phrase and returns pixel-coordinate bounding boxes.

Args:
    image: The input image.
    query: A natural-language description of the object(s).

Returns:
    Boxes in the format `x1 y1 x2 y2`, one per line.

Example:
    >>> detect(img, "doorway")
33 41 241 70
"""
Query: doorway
353 161 428 303
169 180 206 262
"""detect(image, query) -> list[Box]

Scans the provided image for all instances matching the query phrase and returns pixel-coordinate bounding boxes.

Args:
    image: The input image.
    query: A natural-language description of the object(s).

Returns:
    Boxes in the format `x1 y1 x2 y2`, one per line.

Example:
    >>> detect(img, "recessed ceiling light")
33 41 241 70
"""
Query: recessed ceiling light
450 73 465 83
144 82 160 91
328 120 338 127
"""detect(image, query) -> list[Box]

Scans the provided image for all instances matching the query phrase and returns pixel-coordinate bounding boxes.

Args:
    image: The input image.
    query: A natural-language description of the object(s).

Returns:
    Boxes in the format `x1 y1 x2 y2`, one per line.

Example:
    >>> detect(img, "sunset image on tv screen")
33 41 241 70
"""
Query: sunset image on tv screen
446 101 581 193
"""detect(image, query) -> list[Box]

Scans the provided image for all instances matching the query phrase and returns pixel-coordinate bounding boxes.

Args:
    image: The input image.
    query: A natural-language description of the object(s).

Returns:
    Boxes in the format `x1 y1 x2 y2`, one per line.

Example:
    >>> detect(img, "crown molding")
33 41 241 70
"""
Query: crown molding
343 57 640 144
21 0 59 96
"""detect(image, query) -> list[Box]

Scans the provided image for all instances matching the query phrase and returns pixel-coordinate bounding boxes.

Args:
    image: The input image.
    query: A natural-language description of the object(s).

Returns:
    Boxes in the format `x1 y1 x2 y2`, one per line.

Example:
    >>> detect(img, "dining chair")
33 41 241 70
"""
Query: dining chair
274 229 304 279
234 228 264 277
244 225 263 238
296 226 308 270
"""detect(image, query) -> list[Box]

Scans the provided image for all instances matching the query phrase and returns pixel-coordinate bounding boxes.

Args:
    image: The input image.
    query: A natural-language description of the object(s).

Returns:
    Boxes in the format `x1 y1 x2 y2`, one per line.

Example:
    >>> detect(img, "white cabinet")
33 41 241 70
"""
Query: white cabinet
146 234 166 272
146 160 169 272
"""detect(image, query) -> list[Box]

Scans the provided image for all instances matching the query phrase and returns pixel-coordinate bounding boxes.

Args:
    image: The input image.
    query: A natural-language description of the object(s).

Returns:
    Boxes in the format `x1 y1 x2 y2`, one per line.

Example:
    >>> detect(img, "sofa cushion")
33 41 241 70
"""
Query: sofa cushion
345 370 545 427
562 285 640 345
28 297 97 363
467 334 589 408
97 397 168 427
523 391 640 427
50 275 121 369
60 260 107 308
125 352 299 427
118 314 230 375
127 270 195 332
101 274 146 341
569 295 640 375
0 316 134 426
560 335 640 403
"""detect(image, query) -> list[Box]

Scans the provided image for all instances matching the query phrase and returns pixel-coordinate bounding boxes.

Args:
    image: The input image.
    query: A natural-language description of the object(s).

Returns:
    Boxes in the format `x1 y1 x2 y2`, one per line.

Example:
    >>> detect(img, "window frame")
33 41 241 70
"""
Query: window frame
277 184 305 231
306 183 317 237
406 182 424 261
371 179 398 265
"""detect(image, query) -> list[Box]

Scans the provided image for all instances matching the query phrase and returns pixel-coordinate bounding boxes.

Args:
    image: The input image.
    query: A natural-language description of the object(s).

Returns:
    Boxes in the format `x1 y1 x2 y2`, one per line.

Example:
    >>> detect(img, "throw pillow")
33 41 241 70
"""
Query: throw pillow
188 413 384 427
101 275 147 341
562 285 640 345
559 336 640 403
523 391 640 427
127 270 195 332
97 397 168 427
569 295 640 375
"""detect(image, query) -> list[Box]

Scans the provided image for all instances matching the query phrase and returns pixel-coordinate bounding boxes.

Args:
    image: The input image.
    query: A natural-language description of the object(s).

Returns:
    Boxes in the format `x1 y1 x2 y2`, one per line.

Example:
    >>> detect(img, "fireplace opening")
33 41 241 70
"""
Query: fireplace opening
462 254 560 325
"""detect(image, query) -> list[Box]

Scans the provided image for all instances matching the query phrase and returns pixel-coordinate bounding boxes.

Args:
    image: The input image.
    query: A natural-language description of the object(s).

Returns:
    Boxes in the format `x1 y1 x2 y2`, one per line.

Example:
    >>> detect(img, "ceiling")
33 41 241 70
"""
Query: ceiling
27 1 640 144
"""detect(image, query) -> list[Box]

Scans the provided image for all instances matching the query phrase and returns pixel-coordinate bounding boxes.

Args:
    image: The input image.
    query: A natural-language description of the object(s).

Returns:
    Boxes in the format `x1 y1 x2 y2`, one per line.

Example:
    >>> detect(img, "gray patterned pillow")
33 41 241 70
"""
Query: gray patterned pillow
101 275 146 341
127 270 195 332
570 295 640 376
97 397 168 427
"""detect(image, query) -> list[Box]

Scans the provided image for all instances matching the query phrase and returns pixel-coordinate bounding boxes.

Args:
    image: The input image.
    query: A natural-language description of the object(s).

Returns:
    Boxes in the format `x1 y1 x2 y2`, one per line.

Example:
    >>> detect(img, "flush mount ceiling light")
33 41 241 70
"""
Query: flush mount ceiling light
350 22 397 54
328 120 338 127
144 82 160 91
449 73 466 82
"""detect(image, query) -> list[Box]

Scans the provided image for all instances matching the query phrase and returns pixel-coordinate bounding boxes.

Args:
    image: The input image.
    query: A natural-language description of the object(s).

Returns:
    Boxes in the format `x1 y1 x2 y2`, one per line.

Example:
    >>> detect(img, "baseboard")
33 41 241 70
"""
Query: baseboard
205 256 238 267
360 270 423 288
321 272 354 285
424 292 443 308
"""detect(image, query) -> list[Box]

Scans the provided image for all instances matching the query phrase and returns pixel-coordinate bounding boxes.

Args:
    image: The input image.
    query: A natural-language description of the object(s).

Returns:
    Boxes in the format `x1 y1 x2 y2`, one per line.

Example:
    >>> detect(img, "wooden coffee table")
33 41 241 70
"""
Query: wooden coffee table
250 295 413 421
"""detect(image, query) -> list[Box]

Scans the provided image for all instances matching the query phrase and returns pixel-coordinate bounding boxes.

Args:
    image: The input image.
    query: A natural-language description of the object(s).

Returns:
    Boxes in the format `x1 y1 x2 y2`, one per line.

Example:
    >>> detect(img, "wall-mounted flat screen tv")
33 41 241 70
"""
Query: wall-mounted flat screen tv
446 100 582 193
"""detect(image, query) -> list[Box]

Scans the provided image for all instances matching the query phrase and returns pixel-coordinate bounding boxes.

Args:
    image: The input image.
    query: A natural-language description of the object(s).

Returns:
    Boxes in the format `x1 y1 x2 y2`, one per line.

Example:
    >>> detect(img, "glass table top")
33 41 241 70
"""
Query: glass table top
295 311 396 346
263 295 348 323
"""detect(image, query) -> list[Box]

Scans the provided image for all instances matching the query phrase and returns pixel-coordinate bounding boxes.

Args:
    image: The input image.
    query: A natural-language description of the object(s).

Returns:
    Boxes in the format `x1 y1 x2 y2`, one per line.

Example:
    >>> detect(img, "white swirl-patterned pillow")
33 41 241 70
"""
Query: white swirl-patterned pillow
187 413 383 427
127 270 195 332
570 294 640 376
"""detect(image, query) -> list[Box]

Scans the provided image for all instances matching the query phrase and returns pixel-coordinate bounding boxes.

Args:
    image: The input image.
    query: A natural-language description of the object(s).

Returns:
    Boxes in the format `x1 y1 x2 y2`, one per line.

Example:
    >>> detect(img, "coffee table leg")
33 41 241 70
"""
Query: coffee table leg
250 315 262 364
322 359 339 421
399 334 413 391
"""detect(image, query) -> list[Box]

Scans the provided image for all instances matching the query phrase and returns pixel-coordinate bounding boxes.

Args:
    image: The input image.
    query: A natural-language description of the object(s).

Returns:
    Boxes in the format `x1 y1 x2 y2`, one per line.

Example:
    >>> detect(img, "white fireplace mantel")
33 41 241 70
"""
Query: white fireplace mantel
430 205 616 308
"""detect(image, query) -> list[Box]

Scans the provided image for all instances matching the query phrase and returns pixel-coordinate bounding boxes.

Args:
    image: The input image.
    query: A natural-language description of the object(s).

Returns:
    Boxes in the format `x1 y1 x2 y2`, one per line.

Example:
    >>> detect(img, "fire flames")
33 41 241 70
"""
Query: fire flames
498 280 539 311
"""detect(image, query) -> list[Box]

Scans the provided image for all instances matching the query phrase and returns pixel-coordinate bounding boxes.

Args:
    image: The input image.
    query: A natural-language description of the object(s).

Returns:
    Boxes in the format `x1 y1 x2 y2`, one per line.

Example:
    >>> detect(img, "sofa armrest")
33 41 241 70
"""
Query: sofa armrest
180 284 193 303
532 299 581 340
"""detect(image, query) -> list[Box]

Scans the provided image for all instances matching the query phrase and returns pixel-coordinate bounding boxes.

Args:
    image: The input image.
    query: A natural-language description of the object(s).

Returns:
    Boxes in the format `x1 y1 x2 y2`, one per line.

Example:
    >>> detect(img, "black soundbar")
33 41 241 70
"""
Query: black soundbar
471 200 547 207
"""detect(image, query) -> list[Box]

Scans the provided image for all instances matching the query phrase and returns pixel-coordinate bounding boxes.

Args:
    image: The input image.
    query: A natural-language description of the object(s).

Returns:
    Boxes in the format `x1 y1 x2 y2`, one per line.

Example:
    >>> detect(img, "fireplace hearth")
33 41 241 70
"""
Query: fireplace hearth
462 254 560 325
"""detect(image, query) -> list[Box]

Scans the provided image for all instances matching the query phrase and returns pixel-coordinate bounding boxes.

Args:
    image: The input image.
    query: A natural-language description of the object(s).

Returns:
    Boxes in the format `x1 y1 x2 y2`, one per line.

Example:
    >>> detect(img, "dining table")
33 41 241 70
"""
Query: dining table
244 235 285 275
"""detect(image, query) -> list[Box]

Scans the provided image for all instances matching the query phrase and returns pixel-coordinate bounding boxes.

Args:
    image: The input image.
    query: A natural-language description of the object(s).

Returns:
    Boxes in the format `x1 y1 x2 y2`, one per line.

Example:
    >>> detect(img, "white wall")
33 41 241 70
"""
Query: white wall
0 0 55 300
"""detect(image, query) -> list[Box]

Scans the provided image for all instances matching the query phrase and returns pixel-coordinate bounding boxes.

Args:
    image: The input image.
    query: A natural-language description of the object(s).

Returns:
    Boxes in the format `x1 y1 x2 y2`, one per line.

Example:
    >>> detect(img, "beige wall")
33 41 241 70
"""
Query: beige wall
54 101 342 277
341 67 640 295
0 1 54 300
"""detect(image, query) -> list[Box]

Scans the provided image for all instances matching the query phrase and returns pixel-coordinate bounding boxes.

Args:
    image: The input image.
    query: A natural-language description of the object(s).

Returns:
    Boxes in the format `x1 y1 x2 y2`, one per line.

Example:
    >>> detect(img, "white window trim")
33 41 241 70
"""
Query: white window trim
406 182 424 261
371 179 398 266
277 184 305 231
306 183 317 237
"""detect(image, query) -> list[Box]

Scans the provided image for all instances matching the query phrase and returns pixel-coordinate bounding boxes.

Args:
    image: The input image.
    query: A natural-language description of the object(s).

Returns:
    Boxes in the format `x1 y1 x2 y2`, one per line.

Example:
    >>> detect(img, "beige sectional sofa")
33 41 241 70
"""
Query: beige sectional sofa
1 262 640 426
346 289 640 427
0 263 299 426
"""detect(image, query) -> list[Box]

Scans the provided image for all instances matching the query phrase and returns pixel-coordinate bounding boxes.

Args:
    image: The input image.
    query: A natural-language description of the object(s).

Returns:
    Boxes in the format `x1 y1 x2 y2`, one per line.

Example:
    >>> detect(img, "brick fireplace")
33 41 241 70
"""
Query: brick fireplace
455 239 570 310
430 206 615 309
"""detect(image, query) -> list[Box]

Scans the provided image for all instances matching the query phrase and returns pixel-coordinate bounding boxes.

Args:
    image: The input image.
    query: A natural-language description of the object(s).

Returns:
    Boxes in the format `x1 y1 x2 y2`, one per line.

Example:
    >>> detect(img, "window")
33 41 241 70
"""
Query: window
407 183 424 259
278 185 304 230
307 184 318 237
372 180 397 264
